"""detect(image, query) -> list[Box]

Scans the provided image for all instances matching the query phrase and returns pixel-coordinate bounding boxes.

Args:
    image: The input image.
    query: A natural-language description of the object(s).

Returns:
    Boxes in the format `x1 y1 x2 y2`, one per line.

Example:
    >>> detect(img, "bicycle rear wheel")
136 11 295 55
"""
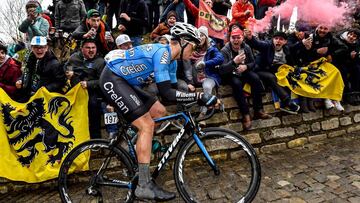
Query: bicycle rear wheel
58 139 136 203
174 127 261 202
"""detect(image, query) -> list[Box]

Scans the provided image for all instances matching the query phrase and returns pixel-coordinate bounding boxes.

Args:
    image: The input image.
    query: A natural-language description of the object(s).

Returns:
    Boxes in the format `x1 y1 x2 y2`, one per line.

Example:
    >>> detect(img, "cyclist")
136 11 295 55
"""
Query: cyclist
99 22 219 201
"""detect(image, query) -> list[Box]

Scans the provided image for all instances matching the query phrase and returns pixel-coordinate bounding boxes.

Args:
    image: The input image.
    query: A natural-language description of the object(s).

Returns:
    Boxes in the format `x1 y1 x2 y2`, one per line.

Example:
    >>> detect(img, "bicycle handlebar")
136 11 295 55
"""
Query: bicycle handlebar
180 100 225 122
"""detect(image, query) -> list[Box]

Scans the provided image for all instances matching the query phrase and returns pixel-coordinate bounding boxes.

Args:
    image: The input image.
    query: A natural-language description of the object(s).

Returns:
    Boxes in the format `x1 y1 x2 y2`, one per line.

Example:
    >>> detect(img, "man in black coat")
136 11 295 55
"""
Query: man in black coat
65 39 105 139
16 36 66 102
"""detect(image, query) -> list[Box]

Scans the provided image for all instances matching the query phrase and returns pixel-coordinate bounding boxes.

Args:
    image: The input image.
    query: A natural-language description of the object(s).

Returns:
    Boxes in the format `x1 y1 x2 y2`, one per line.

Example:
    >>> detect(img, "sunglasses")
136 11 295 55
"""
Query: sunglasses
183 40 198 51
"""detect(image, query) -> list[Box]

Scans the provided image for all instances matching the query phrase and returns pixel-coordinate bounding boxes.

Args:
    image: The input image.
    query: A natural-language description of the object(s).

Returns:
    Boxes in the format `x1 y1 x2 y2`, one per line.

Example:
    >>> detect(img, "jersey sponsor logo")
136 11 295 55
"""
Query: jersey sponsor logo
142 44 153 52
128 48 135 57
136 73 154 85
103 82 129 114
105 50 126 62
160 50 169 64
130 94 141 106
120 63 147 76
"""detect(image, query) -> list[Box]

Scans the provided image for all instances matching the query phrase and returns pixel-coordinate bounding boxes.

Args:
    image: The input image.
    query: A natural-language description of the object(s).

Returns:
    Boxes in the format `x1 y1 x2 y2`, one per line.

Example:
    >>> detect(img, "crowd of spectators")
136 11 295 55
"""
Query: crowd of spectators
1 0 360 136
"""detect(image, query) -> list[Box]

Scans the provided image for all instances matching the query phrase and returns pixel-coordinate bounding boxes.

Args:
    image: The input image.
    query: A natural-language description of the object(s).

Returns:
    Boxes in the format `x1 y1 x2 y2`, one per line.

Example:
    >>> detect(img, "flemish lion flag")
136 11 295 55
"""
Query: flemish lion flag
198 0 228 39
276 57 344 101
0 84 90 183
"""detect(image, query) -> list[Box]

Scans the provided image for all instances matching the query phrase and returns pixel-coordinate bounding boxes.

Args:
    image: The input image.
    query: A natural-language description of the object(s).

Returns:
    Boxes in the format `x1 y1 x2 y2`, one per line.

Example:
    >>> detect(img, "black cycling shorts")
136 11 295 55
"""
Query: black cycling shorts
99 67 157 123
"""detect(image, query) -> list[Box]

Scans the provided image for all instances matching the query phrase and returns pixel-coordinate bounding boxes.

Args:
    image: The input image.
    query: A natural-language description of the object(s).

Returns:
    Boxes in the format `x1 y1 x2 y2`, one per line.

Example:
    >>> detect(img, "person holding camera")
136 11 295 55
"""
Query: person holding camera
337 28 360 104
220 28 271 130
19 0 49 45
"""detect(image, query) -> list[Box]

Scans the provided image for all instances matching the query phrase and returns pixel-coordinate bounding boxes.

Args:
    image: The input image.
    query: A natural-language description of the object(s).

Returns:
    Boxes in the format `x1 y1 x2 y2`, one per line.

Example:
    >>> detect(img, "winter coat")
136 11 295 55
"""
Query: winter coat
202 45 225 85
72 20 114 56
219 42 255 76
150 22 171 40
304 30 348 65
118 0 149 36
0 57 22 97
20 51 66 101
66 51 105 91
231 1 254 28
246 37 296 73
18 16 49 42
55 0 87 32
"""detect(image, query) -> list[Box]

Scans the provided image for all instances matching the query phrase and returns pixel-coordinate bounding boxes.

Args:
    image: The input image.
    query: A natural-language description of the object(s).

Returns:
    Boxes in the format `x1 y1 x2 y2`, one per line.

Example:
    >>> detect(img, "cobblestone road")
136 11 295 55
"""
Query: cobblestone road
1 134 360 203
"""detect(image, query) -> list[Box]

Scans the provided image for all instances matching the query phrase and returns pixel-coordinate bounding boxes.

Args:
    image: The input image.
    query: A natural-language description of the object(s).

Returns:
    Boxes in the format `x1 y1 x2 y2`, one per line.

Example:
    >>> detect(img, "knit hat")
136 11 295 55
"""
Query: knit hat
167 11 177 20
87 9 100 19
198 26 209 38
231 28 243 36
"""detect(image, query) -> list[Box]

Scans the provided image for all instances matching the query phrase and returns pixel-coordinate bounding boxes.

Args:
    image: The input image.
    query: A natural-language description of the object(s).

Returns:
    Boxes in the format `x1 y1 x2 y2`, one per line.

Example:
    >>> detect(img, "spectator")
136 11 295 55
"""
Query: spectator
145 0 161 32
55 0 87 33
105 0 121 29
15 36 66 102
160 0 186 23
84 0 99 11
337 28 360 103
117 0 149 46
115 34 133 50
244 29 301 114
185 26 224 120
183 0 214 26
286 25 317 112
255 0 276 19
212 0 232 16
73 9 115 56
0 43 22 99
220 28 271 130
150 11 177 41
65 39 105 139
19 0 50 44
303 24 347 111
231 0 254 28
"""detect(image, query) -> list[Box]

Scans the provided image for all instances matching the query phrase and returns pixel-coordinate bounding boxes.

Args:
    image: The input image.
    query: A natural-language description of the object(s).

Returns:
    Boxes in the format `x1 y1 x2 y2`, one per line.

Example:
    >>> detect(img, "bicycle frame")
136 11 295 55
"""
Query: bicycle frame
151 111 219 178
88 109 219 191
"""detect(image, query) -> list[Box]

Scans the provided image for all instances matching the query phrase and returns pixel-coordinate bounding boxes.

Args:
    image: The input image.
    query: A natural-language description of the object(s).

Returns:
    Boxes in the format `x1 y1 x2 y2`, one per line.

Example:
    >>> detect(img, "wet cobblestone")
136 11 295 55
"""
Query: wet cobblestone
1 134 360 202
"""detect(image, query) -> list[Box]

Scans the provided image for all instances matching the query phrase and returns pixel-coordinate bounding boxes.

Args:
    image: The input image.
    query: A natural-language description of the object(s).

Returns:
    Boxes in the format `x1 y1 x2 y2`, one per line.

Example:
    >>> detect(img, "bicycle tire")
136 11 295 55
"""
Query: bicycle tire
174 127 261 202
58 139 136 203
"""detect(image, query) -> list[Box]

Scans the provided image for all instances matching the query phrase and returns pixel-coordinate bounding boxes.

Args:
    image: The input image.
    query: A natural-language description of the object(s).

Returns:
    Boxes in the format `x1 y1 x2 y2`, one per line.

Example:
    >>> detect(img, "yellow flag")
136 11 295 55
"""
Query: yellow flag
0 84 90 183
276 58 344 101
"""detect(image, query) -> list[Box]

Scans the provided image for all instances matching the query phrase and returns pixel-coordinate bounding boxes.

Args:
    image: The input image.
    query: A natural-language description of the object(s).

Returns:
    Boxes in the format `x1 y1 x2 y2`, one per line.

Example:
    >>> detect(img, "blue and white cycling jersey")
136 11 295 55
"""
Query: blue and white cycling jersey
104 44 177 87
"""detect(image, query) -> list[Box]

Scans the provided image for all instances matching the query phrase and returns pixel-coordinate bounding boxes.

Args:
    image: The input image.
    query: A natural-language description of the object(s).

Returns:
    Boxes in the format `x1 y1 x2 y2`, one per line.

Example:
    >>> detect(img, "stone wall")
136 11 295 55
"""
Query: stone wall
1 86 360 193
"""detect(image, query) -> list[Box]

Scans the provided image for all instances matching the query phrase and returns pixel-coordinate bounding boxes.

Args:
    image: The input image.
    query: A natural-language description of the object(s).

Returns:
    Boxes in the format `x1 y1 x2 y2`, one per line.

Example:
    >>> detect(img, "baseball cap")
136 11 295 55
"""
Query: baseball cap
30 36 47 46
116 34 132 46
272 31 288 40
87 9 100 18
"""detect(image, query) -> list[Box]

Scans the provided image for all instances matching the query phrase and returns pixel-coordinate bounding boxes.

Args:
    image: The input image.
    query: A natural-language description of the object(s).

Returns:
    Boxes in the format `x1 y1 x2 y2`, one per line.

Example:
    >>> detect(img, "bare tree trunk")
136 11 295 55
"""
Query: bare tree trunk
0 0 27 43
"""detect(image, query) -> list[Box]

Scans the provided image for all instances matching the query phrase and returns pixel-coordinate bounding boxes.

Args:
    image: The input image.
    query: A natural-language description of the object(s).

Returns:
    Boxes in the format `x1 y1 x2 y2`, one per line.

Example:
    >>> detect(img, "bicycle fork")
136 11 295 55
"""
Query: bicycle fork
192 131 220 175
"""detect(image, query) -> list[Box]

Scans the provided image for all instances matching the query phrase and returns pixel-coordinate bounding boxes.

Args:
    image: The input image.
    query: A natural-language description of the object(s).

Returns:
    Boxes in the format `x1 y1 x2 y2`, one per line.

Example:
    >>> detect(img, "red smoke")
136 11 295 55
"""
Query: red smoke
248 0 352 33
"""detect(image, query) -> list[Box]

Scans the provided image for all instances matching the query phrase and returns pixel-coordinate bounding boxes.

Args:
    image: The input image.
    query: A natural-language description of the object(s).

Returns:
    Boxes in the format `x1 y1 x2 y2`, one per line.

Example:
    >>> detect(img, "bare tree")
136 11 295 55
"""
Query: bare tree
0 0 27 42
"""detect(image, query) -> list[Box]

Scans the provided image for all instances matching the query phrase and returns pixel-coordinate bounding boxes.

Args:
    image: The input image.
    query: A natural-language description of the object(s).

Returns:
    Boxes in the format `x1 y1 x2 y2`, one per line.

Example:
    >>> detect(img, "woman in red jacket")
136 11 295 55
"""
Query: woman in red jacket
0 43 22 99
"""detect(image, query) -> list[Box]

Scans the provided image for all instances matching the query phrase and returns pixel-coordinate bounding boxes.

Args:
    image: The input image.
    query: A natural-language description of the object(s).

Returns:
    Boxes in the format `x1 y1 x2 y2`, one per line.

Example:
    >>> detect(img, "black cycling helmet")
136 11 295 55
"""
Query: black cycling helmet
170 22 201 45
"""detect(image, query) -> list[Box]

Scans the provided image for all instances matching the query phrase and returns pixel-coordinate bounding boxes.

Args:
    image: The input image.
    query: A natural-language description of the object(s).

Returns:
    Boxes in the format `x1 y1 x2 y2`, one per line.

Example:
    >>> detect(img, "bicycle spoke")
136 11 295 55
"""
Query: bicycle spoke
174 128 261 202
59 140 136 203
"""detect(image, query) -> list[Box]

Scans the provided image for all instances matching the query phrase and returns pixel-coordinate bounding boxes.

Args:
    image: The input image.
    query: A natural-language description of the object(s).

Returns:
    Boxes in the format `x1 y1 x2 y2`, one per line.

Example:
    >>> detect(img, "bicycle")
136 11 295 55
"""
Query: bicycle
58 101 261 202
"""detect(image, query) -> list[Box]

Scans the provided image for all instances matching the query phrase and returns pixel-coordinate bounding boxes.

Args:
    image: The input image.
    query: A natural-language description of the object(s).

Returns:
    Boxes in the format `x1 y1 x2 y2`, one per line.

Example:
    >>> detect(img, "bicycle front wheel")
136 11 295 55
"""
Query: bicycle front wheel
58 139 136 203
174 127 261 202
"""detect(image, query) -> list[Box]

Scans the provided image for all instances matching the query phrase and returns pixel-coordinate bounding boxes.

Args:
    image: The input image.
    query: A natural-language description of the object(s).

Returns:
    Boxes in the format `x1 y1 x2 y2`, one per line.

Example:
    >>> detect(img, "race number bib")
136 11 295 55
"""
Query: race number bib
104 112 119 125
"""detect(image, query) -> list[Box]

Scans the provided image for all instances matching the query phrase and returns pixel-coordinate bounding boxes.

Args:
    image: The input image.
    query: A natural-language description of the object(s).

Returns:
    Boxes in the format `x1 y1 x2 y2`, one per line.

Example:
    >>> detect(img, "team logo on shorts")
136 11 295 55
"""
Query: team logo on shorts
130 94 141 106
